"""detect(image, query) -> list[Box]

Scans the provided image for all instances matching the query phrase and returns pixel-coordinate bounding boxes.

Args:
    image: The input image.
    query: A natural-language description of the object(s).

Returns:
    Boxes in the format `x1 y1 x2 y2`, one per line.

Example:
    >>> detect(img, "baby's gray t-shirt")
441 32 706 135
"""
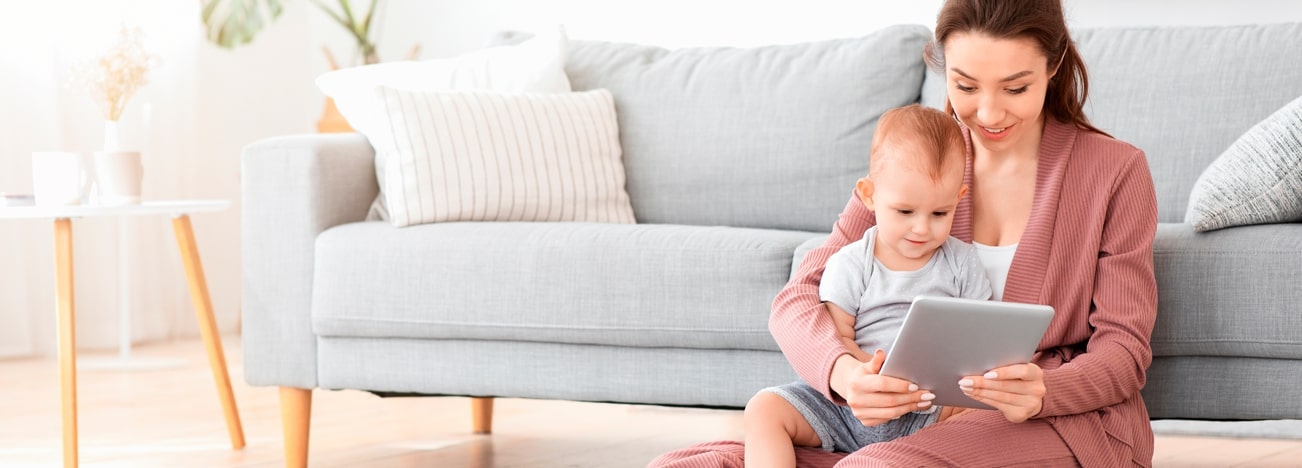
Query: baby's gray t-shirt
819 226 993 354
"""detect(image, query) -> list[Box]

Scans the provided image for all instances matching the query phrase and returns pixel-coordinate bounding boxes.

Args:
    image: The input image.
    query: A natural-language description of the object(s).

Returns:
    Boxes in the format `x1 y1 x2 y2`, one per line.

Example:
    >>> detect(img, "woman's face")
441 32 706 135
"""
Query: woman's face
943 32 1055 156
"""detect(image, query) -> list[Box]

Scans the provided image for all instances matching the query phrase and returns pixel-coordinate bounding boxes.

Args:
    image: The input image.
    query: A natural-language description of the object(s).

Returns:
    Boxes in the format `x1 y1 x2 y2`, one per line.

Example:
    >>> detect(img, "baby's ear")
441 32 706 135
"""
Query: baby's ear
855 178 876 210
958 183 970 200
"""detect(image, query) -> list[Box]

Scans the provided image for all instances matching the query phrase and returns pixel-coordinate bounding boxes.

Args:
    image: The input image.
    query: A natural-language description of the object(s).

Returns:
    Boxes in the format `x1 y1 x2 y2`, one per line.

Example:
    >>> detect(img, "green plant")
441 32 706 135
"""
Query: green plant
200 0 382 65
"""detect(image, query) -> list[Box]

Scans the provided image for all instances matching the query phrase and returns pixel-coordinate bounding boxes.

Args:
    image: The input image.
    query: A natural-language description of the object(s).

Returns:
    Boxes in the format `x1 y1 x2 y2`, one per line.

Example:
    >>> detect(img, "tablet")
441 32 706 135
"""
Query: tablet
878 295 1054 410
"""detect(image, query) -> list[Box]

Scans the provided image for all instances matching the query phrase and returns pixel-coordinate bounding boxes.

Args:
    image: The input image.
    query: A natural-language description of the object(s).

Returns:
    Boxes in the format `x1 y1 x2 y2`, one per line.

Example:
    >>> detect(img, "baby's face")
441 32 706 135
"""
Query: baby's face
868 164 965 269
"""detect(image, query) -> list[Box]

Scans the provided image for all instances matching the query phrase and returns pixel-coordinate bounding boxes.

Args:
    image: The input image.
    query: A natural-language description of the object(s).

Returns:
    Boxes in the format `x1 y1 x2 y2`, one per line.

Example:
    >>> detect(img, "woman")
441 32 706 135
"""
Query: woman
650 0 1158 466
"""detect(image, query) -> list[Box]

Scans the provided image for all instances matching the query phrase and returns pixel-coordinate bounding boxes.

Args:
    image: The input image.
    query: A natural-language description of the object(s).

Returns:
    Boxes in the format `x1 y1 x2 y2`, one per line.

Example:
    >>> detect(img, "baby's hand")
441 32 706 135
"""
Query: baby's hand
841 349 935 426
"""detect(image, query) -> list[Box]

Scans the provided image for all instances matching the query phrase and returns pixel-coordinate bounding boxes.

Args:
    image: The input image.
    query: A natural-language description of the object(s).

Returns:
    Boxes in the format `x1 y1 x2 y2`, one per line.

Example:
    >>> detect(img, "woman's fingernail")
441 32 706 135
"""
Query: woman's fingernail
961 386 973 394
908 384 919 392
918 401 932 407
921 392 936 401
984 371 998 379
958 379 974 387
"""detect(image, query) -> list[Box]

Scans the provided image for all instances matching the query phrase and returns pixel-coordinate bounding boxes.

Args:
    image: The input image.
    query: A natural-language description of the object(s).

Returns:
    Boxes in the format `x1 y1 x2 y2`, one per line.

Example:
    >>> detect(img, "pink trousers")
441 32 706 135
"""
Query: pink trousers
647 410 1079 468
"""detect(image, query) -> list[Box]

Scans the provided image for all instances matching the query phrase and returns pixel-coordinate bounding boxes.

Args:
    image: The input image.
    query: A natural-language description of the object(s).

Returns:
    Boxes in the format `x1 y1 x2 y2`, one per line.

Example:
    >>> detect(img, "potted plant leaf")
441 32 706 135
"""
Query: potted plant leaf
201 0 395 131
201 0 382 65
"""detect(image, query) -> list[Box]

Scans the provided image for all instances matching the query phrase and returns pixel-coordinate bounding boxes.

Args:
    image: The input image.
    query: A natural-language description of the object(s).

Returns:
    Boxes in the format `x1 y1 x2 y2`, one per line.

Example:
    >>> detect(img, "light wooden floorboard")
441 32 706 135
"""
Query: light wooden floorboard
1 337 1299 467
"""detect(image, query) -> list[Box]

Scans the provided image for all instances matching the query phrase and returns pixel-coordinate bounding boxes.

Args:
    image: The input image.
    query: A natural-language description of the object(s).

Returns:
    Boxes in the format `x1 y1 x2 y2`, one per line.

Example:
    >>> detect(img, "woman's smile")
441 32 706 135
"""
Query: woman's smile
977 123 1014 141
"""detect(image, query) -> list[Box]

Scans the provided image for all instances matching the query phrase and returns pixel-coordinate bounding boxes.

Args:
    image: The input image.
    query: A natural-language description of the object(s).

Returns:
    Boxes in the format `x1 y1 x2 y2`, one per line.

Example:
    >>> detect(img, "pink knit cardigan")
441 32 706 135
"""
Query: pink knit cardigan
772 118 1159 466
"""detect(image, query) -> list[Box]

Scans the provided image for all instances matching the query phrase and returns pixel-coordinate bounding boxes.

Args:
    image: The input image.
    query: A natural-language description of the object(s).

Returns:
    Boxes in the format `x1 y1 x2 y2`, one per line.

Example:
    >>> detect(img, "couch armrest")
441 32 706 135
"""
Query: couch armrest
241 133 377 388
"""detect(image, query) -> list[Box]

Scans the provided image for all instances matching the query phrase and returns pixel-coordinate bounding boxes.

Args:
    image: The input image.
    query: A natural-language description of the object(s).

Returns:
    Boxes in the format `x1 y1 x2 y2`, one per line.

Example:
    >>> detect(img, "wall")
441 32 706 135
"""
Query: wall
310 0 1302 65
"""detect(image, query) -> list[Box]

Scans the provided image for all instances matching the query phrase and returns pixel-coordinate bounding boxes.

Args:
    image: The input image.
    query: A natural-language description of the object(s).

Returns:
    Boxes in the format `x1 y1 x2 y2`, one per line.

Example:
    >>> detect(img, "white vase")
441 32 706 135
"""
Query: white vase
104 120 122 152
94 150 143 205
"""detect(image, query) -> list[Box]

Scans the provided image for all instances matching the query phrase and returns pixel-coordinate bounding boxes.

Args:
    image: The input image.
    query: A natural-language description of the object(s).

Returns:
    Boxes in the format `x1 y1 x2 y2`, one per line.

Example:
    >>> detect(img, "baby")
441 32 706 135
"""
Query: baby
744 104 992 465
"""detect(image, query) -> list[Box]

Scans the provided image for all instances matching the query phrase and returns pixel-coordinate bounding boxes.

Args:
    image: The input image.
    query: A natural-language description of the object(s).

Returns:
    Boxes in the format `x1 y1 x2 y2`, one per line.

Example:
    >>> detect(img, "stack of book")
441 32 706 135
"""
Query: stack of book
0 193 36 207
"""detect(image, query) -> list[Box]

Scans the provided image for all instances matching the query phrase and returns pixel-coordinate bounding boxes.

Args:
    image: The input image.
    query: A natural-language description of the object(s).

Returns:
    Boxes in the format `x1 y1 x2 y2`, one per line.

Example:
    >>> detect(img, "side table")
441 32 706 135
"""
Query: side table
0 200 244 467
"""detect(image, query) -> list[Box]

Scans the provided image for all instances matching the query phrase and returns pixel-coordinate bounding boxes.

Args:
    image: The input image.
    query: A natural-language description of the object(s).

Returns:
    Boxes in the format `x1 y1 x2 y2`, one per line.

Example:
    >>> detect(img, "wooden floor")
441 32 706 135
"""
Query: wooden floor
2 337 1301 467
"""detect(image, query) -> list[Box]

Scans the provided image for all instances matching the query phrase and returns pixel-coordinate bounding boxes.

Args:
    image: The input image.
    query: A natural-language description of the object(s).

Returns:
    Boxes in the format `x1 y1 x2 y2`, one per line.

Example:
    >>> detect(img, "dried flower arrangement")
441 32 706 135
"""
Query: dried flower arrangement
69 25 161 122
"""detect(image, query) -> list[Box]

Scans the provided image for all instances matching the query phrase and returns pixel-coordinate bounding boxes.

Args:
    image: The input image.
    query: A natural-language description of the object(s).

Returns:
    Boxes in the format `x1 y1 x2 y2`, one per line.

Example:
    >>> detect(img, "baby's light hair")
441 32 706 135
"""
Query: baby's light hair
868 104 965 183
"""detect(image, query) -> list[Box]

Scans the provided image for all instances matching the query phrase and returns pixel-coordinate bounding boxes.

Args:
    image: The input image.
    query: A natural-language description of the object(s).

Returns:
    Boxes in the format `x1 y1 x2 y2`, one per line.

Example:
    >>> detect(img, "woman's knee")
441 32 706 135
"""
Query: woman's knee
646 441 746 468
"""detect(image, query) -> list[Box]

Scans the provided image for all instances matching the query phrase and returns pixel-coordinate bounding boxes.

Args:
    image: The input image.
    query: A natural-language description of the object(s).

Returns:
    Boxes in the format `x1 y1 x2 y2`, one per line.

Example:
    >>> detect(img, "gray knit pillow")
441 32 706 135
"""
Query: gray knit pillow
1185 96 1302 232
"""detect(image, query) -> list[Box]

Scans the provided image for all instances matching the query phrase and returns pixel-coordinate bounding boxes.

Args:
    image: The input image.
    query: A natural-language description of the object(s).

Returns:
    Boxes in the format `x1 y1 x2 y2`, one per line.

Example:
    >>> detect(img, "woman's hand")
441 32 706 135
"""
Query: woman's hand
832 349 935 427
959 363 1046 423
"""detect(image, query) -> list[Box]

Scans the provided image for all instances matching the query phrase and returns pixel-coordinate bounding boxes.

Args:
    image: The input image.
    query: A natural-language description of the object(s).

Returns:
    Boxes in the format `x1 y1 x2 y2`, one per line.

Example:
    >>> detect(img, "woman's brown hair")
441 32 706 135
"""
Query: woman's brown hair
923 0 1108 136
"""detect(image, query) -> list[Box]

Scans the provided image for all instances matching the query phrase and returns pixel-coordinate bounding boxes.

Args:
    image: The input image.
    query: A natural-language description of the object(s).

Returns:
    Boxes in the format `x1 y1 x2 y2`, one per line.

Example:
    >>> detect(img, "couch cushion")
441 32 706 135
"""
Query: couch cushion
317 337 797 408
1074 23 1302 222
1152 223 1302 359
564 25 931 232
1185 95 1302 232
316 28 571 138
790 235 830 280
312 221 822 351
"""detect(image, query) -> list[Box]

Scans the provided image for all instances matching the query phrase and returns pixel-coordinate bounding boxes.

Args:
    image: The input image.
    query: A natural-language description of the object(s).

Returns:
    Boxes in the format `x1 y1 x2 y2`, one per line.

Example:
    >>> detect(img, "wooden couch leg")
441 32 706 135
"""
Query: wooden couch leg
471 397 494 434
280 387 312 468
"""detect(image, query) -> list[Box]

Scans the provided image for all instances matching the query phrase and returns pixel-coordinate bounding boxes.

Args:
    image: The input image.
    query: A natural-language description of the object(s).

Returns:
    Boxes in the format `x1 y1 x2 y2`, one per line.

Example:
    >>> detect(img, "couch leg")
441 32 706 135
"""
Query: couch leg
471 397 494 434
280 387 312 468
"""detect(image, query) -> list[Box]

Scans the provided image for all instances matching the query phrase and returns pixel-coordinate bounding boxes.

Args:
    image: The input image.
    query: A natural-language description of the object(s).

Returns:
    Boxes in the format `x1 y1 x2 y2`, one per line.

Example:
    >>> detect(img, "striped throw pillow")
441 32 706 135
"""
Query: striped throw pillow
371 87 636 227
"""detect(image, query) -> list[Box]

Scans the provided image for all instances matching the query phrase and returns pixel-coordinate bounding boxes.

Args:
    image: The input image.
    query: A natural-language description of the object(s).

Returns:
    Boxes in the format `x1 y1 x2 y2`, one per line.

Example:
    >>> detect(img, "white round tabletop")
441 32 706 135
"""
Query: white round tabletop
0 200 230 220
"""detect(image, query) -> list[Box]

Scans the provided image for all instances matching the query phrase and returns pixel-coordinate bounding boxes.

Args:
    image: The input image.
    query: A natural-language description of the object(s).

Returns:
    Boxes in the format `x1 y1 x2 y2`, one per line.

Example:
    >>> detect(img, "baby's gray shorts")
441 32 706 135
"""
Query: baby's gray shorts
761 380 940 453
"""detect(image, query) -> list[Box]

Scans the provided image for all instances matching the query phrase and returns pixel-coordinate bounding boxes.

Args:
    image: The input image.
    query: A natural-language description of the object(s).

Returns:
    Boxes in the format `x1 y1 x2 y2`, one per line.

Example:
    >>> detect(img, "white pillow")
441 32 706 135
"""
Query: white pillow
315 28 570 137
315 28 570 136
369 87 636 227
315 28 572 219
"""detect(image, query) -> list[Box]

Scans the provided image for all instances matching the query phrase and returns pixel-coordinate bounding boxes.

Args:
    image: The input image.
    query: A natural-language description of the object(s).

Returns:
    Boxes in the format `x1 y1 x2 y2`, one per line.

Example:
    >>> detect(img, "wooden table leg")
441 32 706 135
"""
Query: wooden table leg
171 214 245 450
54 218 77 468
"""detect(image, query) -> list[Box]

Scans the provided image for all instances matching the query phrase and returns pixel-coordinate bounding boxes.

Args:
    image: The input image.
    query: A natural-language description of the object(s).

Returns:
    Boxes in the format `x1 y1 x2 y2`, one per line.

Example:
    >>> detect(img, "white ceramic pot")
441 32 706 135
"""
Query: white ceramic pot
93 150 143 205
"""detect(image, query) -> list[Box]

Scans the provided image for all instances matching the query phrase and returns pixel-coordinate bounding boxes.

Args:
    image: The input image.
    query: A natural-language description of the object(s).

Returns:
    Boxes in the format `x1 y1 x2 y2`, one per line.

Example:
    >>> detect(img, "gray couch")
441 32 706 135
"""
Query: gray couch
242 22 1302 463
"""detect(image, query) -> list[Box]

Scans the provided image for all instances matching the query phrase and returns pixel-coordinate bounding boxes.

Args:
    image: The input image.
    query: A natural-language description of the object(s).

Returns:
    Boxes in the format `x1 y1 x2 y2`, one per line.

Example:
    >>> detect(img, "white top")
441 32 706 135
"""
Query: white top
0 200 230 220
973 241 1018 301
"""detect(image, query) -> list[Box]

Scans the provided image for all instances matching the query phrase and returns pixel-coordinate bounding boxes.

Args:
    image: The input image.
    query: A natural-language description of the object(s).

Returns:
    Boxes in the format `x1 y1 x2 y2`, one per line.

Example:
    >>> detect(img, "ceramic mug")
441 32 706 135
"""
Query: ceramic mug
31 151 93 206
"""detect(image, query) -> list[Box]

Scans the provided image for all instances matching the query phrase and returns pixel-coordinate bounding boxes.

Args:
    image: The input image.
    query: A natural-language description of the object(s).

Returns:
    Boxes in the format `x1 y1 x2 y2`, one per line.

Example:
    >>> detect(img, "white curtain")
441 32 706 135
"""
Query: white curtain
0 1 249 358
